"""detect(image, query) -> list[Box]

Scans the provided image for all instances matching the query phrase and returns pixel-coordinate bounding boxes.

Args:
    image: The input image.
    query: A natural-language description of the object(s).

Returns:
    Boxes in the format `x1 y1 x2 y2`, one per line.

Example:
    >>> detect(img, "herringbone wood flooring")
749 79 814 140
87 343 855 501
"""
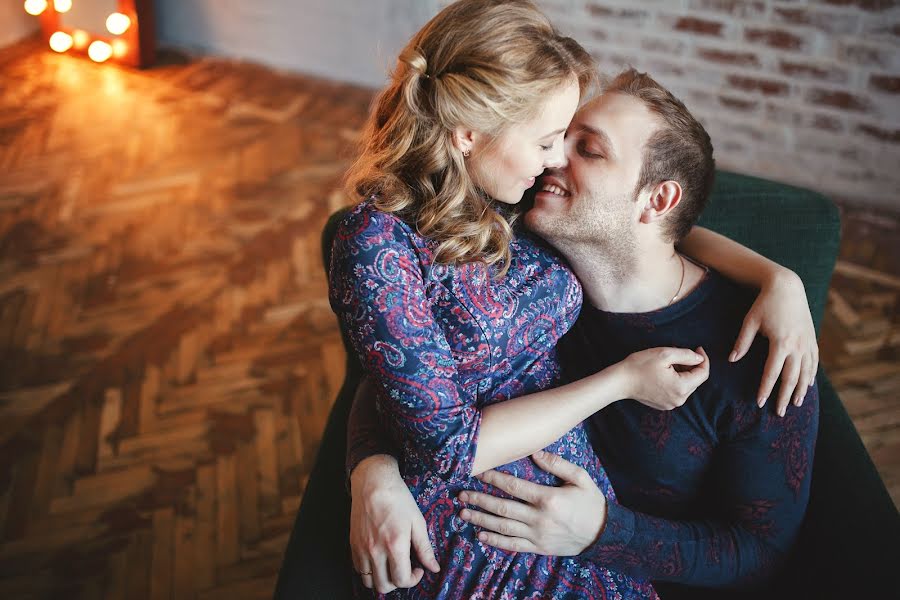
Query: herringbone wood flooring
0 36 897 599
0 37 369 599
820 209 900 506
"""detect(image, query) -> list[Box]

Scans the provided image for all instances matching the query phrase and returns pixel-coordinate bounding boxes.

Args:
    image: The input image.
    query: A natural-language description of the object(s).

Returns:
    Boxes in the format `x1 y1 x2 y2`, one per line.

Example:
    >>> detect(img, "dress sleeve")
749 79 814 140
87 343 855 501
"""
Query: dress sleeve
582 384 819 587
345 376 398 482
329 207 481 480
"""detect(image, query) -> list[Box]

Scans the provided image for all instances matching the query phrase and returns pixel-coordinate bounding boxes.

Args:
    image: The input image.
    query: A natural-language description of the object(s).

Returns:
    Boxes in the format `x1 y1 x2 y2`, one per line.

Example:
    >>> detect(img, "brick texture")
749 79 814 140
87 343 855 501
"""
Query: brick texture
537 0 900 210
149 0 900 210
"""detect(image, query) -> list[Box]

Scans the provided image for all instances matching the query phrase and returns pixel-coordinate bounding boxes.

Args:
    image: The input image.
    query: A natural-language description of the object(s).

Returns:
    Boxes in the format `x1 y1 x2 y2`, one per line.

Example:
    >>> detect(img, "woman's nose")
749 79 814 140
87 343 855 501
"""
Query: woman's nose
545 143 567 169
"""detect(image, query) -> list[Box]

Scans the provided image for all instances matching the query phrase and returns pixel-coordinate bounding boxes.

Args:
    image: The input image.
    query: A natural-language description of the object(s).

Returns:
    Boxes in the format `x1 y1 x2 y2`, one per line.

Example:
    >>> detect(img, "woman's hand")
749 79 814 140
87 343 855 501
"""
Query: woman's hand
619 346 710 410
350 455 440 593
729 268 819 417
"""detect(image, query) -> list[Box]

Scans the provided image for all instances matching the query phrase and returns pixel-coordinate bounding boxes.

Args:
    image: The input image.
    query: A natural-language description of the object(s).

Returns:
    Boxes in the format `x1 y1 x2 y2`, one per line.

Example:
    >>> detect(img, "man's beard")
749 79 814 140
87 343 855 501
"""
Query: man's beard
526 189 638 276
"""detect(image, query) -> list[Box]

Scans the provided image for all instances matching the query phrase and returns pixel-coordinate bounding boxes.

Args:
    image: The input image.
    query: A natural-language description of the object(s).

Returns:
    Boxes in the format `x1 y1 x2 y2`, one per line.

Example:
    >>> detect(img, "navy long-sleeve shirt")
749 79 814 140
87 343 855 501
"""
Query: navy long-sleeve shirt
346 262 818 594
561 268 818 591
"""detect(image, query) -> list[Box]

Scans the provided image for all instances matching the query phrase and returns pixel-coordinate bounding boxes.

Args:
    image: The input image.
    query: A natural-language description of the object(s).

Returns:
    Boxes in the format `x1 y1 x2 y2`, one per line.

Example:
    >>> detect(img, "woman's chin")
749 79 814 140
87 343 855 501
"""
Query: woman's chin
493 193 523 205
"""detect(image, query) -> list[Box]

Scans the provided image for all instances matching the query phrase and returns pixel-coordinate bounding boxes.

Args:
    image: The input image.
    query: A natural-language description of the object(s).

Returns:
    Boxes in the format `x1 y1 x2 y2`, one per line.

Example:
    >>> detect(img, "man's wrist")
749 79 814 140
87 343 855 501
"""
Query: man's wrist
350 454 400 494
581 501 636 562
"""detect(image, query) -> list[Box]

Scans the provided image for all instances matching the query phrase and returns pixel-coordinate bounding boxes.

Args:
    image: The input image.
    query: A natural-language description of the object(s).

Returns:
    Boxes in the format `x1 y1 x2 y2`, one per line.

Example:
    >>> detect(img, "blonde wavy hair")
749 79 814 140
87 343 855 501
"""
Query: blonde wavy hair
345 0 596 276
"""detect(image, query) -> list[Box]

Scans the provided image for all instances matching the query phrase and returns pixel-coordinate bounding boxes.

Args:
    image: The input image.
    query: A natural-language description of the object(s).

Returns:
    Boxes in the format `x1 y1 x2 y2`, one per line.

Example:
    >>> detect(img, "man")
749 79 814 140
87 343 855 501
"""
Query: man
349 69 819 598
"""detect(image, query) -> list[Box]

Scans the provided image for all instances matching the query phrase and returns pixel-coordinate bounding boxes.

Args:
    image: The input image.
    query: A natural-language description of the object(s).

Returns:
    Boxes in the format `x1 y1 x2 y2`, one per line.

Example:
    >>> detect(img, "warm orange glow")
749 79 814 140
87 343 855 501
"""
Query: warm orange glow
72 29 89 49
53 0 72 13
112 39 128 58
49 31 73 53
88 40 113 63
106 12 132 36
24 0 48 16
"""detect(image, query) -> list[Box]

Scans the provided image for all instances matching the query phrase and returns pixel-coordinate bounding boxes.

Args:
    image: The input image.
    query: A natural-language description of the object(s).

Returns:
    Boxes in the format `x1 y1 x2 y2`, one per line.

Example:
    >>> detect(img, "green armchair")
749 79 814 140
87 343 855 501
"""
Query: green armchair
274 171 900 599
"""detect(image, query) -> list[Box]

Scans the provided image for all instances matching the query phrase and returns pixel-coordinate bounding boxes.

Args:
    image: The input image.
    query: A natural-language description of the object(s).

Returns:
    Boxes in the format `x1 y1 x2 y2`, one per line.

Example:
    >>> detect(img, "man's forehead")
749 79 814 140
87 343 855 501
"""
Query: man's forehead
572 92 658 142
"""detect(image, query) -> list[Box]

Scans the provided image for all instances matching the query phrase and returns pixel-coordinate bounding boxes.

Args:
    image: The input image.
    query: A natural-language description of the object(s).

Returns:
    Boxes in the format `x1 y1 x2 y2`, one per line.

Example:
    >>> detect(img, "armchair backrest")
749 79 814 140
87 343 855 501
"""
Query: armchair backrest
276 172 899 600
697 170 841 332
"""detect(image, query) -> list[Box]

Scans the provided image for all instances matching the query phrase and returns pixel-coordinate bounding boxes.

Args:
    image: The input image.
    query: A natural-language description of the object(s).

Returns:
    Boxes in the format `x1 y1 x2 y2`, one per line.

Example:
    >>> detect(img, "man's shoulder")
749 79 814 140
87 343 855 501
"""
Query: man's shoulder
699 268 758 318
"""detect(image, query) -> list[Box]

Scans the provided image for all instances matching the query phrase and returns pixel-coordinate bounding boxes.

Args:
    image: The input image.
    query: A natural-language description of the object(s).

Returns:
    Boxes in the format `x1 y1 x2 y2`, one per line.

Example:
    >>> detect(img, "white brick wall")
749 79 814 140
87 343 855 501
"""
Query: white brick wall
533 0 900 210
152 0 898 210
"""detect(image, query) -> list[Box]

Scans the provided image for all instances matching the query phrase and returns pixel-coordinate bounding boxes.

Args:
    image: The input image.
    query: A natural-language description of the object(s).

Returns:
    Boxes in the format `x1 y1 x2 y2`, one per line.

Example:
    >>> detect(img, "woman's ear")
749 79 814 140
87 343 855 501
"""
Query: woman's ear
453 127 477 156
639 180 682 225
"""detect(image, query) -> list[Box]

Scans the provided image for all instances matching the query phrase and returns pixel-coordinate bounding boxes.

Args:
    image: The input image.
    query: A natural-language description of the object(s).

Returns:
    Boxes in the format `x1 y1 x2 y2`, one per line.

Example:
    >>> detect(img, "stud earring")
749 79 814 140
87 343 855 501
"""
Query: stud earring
463 149 470 158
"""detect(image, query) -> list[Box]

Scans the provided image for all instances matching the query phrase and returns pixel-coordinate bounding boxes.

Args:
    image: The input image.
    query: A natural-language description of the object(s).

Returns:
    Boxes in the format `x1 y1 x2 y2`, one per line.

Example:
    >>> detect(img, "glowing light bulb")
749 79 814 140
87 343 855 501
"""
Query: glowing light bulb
49 31 73 52
72 29 89 48
106 12 131 35
54 0 72 13
112 39 128 58
88 40 112 63
24 0 48 16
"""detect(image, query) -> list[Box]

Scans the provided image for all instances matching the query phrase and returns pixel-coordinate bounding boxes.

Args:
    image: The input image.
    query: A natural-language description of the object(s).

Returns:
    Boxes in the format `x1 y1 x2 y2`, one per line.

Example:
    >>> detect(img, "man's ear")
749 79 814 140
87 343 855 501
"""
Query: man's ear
639 180 682 225
452 127 478 156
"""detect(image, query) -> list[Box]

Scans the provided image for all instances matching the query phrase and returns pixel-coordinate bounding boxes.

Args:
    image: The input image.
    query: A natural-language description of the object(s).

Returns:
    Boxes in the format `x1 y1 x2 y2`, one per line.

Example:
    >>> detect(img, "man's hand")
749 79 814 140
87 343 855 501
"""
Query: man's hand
729 268 819 417
350 455 440 593
458 450 606 555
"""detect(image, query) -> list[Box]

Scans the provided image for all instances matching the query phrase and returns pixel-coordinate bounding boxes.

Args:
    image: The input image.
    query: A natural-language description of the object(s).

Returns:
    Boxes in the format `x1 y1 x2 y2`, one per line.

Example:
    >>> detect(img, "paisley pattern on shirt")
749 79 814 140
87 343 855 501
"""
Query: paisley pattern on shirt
331 201 658 600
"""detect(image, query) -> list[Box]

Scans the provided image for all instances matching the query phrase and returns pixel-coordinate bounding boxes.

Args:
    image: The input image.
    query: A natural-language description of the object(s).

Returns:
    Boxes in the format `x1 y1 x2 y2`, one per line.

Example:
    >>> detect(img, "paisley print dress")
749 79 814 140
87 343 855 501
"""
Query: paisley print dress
329 201 658 600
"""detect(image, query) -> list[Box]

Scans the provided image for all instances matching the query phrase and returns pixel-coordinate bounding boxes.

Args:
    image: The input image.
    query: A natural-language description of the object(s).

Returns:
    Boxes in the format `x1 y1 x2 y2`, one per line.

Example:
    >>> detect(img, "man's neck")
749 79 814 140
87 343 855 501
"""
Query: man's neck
558 239 706 313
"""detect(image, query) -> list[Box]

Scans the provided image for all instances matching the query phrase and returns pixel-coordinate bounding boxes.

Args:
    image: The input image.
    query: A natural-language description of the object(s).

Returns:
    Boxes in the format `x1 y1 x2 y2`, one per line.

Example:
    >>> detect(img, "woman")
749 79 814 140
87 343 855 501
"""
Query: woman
330 1 817 597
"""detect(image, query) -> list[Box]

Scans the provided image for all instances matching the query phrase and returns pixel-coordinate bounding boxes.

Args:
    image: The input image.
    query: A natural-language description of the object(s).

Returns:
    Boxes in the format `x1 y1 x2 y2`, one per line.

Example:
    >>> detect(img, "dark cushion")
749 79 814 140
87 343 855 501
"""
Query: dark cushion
698 170 841 334
274 172 899 599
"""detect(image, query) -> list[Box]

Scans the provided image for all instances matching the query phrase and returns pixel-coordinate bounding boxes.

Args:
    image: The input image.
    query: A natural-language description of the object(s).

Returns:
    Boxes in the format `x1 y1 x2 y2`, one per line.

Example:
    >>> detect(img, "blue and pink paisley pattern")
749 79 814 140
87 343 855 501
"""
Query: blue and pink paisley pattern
330 201 658 600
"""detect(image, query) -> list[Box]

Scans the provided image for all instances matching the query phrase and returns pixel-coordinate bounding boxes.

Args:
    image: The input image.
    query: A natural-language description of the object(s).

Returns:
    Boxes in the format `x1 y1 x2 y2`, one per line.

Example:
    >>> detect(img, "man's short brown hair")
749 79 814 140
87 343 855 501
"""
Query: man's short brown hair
605 68 715 243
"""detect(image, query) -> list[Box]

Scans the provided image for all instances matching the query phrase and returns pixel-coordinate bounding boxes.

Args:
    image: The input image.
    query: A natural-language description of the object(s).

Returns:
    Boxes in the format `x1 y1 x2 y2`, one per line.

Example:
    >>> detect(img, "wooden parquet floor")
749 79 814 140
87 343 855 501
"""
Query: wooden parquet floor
0 38 370 599
0 36 897 599
820 208 900 506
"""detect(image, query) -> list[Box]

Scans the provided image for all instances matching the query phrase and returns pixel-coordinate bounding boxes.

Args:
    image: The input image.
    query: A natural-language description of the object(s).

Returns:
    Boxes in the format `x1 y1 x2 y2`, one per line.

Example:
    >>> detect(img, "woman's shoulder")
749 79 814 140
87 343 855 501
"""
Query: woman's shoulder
511 229 572 271
334 199 423 253
337 199 409 236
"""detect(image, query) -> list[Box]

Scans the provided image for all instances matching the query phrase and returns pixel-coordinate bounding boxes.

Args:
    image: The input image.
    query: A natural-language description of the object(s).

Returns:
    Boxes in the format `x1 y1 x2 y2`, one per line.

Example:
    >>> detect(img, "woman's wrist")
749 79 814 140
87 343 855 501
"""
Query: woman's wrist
766 265 804 293
592 361 632 408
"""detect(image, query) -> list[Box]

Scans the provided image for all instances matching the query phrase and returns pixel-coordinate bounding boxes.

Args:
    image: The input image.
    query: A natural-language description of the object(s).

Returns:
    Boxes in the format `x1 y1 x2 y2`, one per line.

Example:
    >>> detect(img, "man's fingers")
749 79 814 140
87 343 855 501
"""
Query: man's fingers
387 540 414 588
458 489 535 523
460 507 530 539
411 521 441 574
352 551 375 589
731 314 759 362
775 354 800 418
370 550 395 594
757 349 787 408
475 530 539 554
477 469 544 504
359 573 374 589
532 450 589 486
